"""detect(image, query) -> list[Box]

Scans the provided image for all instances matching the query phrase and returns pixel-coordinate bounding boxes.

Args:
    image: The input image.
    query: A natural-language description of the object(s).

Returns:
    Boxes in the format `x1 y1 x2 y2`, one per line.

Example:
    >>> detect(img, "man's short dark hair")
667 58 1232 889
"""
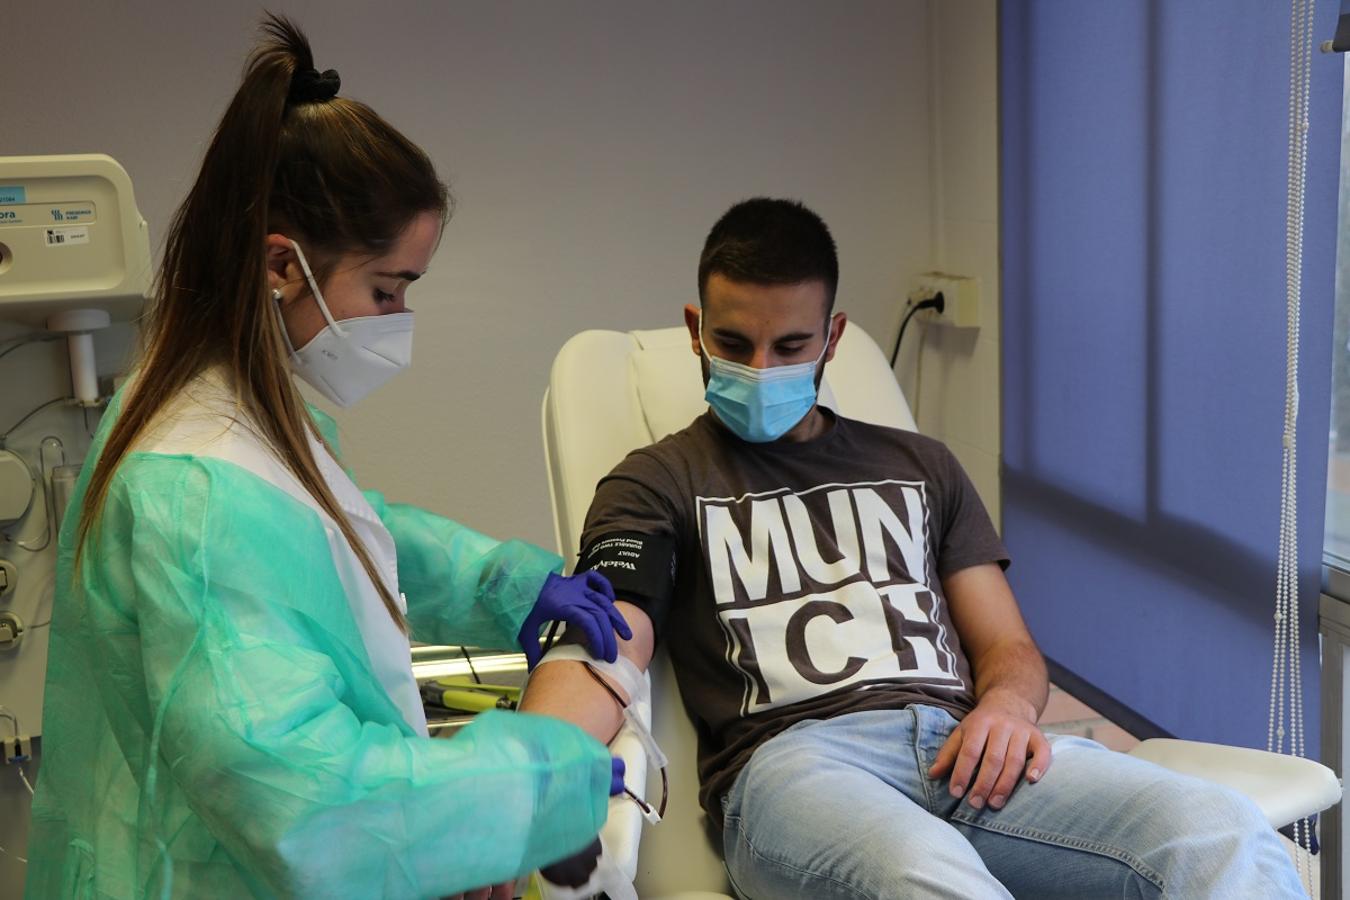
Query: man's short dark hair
698 198 839 310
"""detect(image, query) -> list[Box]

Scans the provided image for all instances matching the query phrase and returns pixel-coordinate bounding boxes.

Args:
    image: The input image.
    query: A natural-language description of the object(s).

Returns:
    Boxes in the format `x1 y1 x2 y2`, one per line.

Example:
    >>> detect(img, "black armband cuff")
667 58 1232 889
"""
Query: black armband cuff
576 531 676 631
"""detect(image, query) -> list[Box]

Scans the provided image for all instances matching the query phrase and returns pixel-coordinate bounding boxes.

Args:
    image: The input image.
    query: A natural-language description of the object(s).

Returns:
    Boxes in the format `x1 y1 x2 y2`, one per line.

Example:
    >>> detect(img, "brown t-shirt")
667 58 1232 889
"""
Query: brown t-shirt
579 410 1009 821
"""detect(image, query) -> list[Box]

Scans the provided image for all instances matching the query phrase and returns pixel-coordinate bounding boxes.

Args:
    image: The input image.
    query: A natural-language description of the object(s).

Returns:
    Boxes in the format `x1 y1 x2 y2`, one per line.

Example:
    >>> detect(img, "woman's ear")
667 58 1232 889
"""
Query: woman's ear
264 234 298 293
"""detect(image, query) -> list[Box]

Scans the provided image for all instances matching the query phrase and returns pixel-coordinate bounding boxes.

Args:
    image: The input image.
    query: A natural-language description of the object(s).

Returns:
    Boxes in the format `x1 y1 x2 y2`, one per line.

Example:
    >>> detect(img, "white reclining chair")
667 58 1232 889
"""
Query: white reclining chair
540 324 1343 898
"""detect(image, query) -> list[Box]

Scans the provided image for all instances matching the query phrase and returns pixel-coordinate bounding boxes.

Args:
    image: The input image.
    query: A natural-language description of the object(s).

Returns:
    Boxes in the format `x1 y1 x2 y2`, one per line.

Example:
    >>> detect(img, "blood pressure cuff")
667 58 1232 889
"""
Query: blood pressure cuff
575 531 677 636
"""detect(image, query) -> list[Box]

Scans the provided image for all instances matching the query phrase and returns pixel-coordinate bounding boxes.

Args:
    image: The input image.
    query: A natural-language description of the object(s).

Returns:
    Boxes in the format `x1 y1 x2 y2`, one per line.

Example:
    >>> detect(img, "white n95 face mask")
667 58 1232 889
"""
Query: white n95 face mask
276 239 414 408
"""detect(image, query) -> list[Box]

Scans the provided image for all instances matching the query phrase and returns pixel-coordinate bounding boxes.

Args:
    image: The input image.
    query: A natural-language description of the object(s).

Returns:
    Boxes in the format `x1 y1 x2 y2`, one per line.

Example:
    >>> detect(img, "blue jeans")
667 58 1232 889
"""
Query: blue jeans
720 706 1304 899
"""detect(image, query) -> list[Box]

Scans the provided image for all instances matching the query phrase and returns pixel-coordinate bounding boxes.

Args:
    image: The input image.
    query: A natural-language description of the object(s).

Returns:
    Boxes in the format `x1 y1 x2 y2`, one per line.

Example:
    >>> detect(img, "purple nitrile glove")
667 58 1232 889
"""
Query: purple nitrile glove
519 570 632 670
611 756 626 797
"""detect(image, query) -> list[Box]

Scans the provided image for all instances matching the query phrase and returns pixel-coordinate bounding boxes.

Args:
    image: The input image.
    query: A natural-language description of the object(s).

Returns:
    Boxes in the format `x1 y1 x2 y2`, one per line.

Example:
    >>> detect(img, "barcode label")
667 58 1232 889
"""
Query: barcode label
44 226 89 247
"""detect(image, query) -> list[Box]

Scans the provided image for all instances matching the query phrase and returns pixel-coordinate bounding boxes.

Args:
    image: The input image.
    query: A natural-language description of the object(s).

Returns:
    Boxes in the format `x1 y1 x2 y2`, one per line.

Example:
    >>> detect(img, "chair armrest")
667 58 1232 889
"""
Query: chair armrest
1127 738 1342 828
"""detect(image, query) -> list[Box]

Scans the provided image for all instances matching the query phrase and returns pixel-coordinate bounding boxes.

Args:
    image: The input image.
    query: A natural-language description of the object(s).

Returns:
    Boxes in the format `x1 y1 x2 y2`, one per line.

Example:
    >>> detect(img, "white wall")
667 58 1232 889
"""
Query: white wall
894 0 1002 526
6 0 935 551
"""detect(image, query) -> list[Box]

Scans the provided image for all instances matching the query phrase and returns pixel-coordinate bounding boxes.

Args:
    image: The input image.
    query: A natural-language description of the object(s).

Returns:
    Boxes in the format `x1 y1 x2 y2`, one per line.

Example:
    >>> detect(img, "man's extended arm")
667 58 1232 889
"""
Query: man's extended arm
518 601 657 742
513 601 656 889
927 562 1052 811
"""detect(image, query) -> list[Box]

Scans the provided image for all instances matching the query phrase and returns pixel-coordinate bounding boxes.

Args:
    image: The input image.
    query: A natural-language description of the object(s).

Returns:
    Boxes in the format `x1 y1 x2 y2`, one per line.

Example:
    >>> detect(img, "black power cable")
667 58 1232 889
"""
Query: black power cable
888 292 946 368
459 645 482 684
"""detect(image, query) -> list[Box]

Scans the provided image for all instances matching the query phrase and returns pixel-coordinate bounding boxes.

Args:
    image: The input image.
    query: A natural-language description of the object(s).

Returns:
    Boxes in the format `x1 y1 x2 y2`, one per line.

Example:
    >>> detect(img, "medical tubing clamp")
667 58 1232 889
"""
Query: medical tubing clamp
419 675 520 714
533 643 668 825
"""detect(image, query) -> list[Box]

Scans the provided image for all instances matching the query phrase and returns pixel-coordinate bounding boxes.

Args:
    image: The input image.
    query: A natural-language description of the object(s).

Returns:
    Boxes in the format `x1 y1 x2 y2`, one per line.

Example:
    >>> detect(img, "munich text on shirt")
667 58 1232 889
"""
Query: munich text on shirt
696 479 965 716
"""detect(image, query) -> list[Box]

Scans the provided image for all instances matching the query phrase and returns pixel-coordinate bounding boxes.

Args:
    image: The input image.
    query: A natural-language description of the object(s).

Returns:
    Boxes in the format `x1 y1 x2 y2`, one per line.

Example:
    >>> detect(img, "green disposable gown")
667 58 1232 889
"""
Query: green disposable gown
24 382 609 899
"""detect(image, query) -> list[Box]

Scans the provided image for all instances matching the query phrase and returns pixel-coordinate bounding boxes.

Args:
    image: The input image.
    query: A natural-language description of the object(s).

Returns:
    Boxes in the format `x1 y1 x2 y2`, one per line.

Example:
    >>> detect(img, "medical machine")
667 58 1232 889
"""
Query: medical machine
0 154 152 744
0 155 151 401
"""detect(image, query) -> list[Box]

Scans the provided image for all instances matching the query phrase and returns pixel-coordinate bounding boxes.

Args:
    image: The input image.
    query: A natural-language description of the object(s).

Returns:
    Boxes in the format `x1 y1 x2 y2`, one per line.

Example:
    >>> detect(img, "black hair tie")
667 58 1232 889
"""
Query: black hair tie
289 68 341 103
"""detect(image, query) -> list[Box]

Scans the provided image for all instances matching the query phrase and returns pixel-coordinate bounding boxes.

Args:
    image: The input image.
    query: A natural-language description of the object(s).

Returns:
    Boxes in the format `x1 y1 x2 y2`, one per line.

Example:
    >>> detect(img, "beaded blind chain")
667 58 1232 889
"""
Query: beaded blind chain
1269 0 1317 891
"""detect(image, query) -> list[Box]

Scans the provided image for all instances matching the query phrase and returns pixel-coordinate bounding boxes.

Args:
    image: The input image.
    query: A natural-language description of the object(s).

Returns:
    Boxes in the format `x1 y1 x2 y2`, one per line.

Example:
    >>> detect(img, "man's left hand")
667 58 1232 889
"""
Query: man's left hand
927 690 1052 811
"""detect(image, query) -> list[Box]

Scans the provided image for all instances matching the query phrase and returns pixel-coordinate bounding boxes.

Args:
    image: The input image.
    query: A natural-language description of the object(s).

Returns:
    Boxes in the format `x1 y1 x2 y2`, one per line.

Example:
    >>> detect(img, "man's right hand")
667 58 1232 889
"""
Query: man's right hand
539 837 603 888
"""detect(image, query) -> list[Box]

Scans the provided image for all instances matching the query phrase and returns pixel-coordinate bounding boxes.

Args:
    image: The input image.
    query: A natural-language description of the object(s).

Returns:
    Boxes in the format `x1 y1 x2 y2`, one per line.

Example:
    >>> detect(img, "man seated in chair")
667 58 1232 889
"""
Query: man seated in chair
521 198 1303 898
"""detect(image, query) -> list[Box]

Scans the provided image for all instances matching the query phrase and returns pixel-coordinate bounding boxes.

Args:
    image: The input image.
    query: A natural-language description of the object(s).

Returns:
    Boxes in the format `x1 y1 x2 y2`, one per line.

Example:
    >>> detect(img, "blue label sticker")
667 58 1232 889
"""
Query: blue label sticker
0 187 26 205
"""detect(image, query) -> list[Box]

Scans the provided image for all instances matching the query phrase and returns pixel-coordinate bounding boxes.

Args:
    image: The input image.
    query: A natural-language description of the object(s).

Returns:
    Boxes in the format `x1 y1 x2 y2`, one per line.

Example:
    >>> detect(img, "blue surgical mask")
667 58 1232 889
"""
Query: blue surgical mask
699 313 831 443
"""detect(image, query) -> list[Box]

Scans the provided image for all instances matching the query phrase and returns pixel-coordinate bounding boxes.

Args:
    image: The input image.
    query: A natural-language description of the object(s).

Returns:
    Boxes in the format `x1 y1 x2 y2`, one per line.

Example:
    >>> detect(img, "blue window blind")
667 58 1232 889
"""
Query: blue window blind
1000 0 1341 749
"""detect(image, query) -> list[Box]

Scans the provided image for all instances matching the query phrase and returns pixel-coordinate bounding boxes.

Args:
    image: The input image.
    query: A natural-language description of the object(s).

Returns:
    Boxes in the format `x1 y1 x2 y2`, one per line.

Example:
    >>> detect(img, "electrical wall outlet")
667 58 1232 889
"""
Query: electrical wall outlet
913 273 981 329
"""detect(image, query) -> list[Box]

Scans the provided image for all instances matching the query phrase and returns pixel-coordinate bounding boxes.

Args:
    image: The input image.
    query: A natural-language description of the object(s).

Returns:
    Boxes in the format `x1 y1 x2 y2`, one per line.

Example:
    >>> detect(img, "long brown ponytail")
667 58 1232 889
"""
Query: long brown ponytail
77 14 449 630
